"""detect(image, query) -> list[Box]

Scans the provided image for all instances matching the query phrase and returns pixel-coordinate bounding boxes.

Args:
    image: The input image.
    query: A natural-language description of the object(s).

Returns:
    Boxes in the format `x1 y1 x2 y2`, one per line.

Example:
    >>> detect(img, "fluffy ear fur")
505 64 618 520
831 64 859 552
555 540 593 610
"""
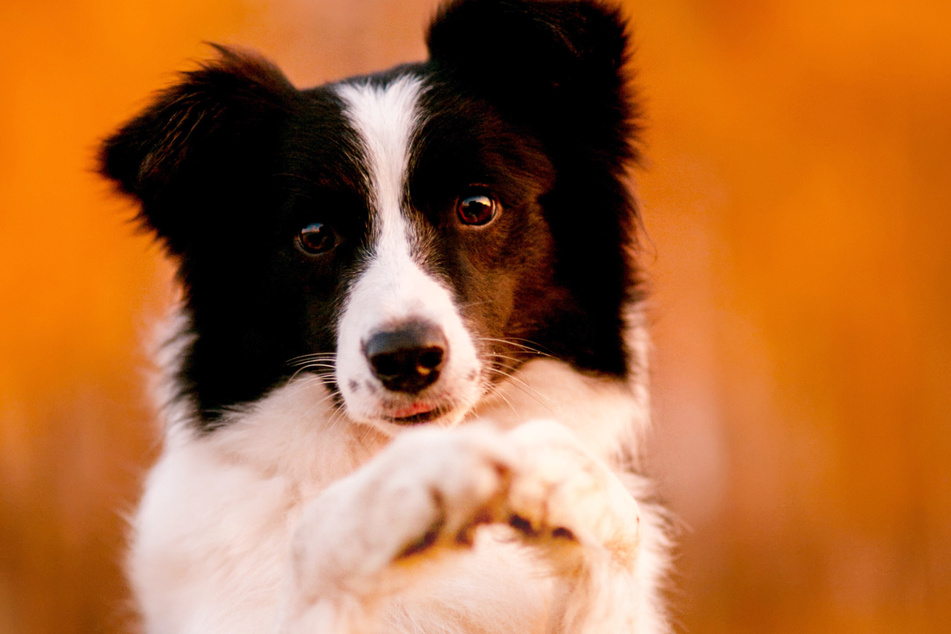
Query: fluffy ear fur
426 0 640 168
98 47 296 254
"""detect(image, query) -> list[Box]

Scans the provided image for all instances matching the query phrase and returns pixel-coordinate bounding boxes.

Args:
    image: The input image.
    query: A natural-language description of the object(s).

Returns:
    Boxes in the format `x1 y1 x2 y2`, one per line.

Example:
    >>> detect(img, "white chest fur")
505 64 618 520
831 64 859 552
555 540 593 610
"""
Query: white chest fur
129 355 666 633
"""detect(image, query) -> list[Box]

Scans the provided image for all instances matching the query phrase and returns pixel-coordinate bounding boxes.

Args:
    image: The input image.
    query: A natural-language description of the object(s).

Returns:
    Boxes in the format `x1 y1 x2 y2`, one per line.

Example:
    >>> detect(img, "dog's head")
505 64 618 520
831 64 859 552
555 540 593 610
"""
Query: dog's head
100 0 642 433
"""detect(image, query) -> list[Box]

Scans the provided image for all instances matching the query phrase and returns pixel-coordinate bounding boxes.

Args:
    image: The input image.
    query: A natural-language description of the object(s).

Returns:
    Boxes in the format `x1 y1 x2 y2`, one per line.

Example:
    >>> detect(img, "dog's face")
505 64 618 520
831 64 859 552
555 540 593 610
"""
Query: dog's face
100 0 641 433
331 76 559 427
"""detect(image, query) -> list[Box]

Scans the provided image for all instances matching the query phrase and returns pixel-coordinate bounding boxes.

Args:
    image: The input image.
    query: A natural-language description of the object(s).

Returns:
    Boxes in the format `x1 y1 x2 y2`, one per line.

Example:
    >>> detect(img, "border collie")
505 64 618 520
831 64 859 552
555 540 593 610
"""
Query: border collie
100 0 671 631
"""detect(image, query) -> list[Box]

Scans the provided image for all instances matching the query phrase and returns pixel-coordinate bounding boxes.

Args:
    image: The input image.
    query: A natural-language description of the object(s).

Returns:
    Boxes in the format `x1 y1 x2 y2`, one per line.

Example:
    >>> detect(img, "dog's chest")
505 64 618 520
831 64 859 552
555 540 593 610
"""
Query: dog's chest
131 437 553 633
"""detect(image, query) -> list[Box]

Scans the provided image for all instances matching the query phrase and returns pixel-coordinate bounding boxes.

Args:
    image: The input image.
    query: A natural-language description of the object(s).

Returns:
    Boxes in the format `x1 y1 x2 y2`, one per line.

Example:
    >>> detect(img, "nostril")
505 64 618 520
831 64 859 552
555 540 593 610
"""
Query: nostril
368 351 402 380
362 321 449 394
416 347 444 373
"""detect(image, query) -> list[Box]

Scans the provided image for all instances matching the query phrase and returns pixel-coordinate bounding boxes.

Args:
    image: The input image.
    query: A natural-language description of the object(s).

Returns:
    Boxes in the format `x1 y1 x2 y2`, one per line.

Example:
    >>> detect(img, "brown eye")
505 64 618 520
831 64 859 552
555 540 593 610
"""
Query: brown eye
456 191 499 226
297 222 338 255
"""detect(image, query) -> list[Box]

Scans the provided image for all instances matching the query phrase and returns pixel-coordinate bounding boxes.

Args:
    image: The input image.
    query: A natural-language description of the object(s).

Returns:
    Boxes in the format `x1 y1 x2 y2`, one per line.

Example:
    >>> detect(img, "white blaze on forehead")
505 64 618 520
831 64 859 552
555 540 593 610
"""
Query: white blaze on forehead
334 75 430 316
335 76 423 257
333 76 482 428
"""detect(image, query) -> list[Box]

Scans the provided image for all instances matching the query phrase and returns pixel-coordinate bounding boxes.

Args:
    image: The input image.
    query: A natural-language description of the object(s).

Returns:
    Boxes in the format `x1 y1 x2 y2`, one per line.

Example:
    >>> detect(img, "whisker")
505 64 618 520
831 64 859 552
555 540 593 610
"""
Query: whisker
295 371 336 382
324 405 353 436
359 423 380 446
293 363 337 370
288 353 337 367
477 337 556 360
305 394 342 421
482 367 554 411
290 365 338 382
491 353 533 367
482 381 520 418
291 376 345 422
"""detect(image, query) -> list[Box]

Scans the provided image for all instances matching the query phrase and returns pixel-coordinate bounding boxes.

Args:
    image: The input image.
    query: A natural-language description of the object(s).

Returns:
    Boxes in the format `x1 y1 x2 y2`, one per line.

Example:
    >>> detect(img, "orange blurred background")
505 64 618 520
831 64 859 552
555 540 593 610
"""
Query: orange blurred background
2 0 949 632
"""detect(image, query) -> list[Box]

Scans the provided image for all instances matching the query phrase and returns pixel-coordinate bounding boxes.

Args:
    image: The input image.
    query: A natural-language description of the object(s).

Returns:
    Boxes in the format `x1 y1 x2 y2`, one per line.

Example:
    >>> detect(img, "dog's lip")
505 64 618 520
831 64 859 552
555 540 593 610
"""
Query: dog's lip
384 401 449 425
389 402 438 418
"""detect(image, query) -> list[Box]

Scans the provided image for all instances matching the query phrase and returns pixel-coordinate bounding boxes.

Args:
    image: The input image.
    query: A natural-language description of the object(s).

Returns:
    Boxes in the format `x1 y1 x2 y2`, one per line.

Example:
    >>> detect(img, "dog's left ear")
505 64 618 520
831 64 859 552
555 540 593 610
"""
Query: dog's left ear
426 0 639 165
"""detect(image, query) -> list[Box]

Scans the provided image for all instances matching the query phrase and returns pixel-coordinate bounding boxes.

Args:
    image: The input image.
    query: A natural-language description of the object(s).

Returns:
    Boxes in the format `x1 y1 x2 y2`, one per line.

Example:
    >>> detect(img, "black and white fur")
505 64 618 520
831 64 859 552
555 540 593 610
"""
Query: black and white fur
100 0 671 631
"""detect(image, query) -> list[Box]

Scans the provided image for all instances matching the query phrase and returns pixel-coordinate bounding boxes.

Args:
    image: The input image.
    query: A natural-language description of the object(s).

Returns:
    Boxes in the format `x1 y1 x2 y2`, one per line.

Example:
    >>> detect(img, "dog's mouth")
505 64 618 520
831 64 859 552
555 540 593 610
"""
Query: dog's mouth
384 401 452 425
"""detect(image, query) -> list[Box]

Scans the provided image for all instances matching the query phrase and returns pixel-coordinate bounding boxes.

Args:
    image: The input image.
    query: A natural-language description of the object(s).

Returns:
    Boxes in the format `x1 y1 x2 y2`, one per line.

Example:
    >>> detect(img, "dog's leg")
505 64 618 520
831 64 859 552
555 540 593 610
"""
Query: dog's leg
279 424 515 634
502 420 653 634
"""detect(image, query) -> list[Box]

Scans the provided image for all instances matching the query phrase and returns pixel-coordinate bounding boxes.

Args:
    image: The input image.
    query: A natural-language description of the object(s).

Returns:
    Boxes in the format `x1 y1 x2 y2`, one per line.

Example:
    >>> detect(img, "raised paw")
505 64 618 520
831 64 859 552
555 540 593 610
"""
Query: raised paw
503 421 641 567
288 425 514 603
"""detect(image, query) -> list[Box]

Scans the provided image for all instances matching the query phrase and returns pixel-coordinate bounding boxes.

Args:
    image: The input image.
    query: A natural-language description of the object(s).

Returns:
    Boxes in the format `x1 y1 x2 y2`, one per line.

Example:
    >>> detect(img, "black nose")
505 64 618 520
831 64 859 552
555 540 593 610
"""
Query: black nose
362 321 448 394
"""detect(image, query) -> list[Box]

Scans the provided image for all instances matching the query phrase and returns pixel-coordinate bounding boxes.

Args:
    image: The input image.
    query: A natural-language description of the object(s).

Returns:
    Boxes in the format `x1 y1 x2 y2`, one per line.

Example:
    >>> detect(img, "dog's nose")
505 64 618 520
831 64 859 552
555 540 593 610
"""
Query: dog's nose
362 321 448 394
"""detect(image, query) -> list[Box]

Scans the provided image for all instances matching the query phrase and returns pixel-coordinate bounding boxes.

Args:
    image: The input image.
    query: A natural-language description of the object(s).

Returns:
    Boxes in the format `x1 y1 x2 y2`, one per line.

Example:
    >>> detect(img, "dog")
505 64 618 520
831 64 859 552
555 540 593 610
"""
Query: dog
99 0 672 631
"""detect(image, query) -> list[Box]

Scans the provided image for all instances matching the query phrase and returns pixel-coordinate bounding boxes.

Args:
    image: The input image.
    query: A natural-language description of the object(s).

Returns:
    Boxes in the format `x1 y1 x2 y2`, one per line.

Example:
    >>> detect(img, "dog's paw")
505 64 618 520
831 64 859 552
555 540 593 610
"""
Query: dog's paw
503 420 641 568
289 425 513 601
378 425 515 561
286 419 641 627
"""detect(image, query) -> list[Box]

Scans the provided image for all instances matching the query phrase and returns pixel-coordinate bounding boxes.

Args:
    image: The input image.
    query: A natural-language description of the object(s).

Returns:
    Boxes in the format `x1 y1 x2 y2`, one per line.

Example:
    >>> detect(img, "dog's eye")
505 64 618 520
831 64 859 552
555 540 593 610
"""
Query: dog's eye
456 191 499 227
297 222 338 255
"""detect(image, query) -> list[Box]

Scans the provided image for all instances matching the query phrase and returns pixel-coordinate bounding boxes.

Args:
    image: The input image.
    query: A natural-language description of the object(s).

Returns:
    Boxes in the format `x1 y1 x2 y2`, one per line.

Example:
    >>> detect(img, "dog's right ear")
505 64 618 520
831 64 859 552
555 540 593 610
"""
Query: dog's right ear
99 47 296 254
